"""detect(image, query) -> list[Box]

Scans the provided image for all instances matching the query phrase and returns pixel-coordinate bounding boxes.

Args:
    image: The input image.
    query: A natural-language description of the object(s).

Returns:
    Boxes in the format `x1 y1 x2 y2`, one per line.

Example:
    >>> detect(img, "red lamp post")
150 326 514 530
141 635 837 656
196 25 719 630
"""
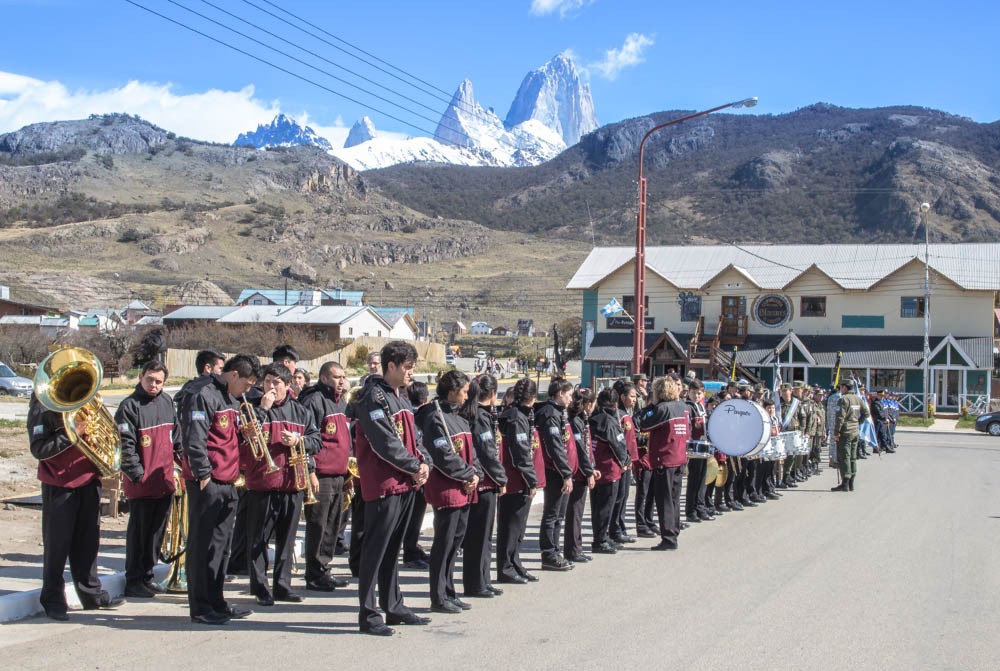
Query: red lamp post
632 97 758 375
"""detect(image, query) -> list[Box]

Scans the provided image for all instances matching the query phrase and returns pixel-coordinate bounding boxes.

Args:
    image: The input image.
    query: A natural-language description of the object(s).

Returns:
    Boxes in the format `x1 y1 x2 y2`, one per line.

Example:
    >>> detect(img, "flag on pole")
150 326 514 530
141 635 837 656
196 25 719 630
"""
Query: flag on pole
600 297 624 317
772 350 782 422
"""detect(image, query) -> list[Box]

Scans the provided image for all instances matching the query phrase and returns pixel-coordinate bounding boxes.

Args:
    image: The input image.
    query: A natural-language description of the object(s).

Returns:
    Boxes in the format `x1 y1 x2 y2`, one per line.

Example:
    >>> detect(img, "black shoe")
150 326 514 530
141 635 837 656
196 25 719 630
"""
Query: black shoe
403 558 430 569
361 623 395 636
698 512 716 521
651 541 678 551
45 609 69 622
275 592 303 603
848 476 855 491
306 579 336 592
519 571 539 582
255 595 275 607
686 515 702 524
680 522 690 530
84 596 125 611
448 597 472 610
787 481 798 488
497 574 528 585
386 612 431 626
191 612 230 625
612 534 636 544
331 576 349 588
858 454 868 460
729 502 744 511
566 553 591 563
636 529 657 538
542 558 575 571
831 482 849 492
751 495 767 504
465 589 494 598
764 492 780 500
486 585 503 595
431 600 462 614
125 583 155 599
741 498 757 507
715 503 731 512
592 542 618 555
226 606 252 619
144 581 166 594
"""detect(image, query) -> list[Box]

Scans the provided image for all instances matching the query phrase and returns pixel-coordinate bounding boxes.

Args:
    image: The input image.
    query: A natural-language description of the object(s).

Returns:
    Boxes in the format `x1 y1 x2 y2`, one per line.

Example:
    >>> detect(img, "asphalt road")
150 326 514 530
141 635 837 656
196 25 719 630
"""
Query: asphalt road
2 432 998 670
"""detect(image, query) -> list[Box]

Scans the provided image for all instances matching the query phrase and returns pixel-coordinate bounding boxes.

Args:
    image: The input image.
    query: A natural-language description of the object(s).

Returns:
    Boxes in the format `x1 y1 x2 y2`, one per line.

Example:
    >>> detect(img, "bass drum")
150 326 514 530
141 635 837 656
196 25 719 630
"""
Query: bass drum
707 399 770 458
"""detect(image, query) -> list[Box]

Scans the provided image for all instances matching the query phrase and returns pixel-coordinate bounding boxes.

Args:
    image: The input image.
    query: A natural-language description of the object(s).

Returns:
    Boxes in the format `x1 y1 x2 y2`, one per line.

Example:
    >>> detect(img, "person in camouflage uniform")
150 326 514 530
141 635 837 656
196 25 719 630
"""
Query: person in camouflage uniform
807 386 826 474
831 380 870 492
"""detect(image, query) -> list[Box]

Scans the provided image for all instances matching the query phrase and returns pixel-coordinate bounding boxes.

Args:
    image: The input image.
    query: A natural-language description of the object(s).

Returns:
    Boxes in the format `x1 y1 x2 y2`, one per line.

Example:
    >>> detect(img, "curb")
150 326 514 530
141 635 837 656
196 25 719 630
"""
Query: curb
895 428 982 435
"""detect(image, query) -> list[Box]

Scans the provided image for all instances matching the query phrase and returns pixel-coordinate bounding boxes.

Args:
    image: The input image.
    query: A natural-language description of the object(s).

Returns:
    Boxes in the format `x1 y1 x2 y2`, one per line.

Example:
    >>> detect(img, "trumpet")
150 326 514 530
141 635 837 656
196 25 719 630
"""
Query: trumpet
342 456 360 513
288 433 317 505
240 393 279 474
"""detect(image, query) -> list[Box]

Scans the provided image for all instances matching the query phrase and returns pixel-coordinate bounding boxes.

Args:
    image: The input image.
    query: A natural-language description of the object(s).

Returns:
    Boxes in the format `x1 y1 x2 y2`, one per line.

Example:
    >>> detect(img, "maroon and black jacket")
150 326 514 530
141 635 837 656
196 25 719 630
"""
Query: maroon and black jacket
417 400 480 509
569 412 595 483
589 407 628 483
638 400 690 469
619 406 640 463
241 394 320 492
471 405 507 491
298 382 352 476
686 399 708 441
535 400 577 481
115 384 179 499
28 395 101 489
179 374 241 483
498 404 543 494
353 376 423 502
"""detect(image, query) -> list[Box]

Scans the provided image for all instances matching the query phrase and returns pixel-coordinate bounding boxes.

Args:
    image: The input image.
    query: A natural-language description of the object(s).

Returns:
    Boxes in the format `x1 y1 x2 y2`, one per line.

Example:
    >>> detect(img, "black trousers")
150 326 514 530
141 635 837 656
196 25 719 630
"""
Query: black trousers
247 490 303 599
496 490 532 580
430 505 469 605
539 470 569 563
227 488 248 573
589 479 619 547
723 457 740 504
125 495 172 588
633 467 656 532
610 469 632 538
564 479 589 559
684 459 708 518
652 466 683 546
754 461 771 495
304 474 345 584
358 490 415 629
186 479 237 618
348 492 364 577
402 489 429 562
462 489 497 592
40 482 106 613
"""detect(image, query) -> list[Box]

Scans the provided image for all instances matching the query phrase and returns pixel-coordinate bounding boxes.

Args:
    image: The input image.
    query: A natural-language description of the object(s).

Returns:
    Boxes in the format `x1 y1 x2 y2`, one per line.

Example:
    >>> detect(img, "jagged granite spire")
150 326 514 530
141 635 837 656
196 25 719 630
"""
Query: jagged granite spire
233 113 332 150
504 52 598 146
344 116 377 148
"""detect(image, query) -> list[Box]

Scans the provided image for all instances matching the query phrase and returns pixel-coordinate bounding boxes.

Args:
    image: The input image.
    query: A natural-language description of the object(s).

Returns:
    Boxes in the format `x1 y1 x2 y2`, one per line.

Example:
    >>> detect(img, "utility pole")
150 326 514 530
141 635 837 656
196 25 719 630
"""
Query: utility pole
921 202 931 420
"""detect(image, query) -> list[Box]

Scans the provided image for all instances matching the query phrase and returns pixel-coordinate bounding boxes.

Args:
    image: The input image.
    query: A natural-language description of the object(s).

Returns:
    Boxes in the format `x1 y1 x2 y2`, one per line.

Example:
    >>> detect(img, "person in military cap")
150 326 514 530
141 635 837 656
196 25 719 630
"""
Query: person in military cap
831 380 869 492
808 386 826 473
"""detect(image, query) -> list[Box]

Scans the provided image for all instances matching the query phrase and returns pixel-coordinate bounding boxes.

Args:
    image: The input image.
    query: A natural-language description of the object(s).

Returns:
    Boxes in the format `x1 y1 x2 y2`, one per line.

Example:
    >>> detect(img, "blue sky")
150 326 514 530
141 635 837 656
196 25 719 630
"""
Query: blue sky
0 0 997 144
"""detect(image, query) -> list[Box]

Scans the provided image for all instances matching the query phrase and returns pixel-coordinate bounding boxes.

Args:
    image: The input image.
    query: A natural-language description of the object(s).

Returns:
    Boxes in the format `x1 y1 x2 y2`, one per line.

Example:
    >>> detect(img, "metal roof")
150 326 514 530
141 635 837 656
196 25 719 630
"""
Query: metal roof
163 306 239 321
217 305 389 327
0 315 42 325
567 244 1000 292
236 288 365 305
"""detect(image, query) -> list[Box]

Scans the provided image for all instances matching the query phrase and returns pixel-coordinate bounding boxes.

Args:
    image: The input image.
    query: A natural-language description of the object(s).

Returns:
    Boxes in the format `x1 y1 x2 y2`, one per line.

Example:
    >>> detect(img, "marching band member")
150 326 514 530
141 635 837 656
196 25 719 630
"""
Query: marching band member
588 389 628 554
29 392 125 621
462 374 507 598
180 353 259 625
417 371 480 614
354 341 430 636
684 379 712 523
496 377 542 584
536 376 577 571
564 387 597 564
610 379 639 545
243 363 320 606
639 375 690 551
298 362 352 592
116 360 179 598
172 349 224 414
402 382 433 570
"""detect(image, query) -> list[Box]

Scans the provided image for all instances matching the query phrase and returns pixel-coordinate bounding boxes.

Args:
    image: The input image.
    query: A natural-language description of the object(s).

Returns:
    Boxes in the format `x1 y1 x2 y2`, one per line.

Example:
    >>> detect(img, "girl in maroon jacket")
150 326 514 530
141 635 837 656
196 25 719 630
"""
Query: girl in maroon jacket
638 375 691 551
588 389 629 554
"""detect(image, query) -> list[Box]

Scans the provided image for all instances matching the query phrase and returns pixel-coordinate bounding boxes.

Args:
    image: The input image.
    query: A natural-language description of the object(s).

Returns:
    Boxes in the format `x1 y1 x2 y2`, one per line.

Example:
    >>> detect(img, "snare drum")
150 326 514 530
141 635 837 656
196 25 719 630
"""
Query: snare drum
686 440 714 459
707 399 770 458
760 435 783 461
779 431 797 458
793 431 810 456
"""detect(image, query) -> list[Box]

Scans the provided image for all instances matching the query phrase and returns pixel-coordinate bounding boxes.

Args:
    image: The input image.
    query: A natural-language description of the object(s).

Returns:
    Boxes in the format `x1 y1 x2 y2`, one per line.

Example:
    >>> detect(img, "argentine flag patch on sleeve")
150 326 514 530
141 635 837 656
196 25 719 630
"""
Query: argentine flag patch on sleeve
433 436 449 449
190 410 207 422
516 432 528 442
118 422 131 434
549 425 561 436
32 424 45 436
480 430 493 442
369 409 385 421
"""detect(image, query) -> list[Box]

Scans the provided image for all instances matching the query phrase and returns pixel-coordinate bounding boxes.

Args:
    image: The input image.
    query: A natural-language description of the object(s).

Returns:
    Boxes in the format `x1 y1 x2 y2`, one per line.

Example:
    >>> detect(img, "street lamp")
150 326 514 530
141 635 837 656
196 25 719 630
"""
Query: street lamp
920 202 931 419
632 97 758 375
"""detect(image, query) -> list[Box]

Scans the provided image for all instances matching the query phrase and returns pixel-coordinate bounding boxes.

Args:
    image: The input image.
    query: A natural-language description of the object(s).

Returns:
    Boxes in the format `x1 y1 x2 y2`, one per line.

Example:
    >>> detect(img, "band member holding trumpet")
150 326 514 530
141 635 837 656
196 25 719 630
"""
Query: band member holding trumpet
180 353 260 625
462 373 507 598
354 341 430 636
242 363 320 607
416 371 480 614
29 361 125 621
298 361 353 592
115 360 179 599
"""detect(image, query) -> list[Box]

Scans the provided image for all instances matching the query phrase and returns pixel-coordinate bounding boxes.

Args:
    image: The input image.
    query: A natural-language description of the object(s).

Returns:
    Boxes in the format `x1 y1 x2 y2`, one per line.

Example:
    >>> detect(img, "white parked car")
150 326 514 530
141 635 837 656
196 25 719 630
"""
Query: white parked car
445 353 456 366
476 351 487 359
0 362 33 397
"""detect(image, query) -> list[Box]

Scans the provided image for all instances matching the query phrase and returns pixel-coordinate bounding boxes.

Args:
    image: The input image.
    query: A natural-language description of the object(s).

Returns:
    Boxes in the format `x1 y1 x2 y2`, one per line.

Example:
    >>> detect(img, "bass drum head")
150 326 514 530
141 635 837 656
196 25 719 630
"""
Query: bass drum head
707 399 770 457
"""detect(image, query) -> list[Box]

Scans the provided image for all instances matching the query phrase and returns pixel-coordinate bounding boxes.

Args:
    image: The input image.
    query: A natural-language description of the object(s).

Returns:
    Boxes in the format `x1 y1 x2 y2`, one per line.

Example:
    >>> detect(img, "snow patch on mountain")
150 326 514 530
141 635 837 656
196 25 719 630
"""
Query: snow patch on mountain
233 113 332 150
344 116 377 148
505 52 598 146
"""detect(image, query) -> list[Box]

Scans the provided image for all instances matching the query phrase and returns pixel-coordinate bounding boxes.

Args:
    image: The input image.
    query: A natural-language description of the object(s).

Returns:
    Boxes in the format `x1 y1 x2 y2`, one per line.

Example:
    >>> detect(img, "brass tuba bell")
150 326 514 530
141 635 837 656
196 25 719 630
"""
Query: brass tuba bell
34 346 121 477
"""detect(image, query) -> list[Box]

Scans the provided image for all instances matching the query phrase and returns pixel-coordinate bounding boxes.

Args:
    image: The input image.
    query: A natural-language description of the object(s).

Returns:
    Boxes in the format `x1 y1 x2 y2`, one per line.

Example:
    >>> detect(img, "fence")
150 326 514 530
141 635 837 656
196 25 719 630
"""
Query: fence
165 338 445 379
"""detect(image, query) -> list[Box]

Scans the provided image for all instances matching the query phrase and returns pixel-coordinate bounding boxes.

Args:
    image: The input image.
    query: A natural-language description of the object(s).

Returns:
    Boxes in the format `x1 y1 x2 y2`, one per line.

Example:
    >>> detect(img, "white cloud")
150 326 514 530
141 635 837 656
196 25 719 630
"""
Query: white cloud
0 70 359 145
590 33 655 80
530 0 592 18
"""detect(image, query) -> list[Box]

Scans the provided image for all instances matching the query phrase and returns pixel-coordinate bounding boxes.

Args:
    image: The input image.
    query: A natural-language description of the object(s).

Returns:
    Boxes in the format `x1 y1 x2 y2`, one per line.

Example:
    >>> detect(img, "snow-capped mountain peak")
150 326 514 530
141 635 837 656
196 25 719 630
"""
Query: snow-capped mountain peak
344 116 377 148
505 52 598 146
233 114 332 150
